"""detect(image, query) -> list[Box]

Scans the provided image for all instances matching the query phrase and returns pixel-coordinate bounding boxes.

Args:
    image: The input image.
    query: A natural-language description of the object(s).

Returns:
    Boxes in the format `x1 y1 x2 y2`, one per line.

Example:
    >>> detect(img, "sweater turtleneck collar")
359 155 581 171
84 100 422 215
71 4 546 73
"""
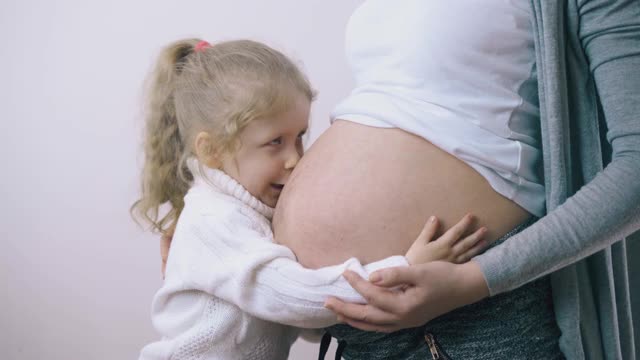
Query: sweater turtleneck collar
187 158 274 220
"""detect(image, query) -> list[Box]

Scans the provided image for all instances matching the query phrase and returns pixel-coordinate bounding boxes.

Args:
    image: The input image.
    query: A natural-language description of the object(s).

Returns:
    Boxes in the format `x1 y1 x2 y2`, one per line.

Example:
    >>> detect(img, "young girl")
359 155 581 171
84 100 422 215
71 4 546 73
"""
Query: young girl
132 38 488 360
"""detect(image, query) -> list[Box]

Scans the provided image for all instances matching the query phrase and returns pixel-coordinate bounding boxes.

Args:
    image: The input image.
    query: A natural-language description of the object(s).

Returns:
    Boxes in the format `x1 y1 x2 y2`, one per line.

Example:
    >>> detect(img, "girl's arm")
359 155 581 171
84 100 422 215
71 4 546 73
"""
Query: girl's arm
176 210 484 329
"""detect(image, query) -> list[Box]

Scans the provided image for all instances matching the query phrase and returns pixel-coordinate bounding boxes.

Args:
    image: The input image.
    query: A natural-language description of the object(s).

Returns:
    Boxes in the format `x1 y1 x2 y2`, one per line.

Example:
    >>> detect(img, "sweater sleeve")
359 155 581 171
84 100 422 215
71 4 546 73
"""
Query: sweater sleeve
182 209 408 329
474 0 640 295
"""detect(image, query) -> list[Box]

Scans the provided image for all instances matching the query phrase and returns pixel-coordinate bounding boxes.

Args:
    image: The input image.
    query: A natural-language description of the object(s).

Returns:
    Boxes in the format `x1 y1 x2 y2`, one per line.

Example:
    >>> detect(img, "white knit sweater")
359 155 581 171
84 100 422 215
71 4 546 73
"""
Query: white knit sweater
139 161 409 360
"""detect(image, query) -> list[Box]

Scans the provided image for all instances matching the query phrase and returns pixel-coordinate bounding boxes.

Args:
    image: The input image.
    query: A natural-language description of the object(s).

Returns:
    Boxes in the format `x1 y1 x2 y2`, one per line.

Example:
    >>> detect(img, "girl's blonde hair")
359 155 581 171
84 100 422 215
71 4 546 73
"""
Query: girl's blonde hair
131 38 315 234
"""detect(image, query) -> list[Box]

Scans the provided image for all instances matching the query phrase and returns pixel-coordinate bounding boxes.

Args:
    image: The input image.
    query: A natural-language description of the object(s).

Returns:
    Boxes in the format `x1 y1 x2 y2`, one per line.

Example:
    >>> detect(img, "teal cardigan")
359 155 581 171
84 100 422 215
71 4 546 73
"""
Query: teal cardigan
474 1 640 359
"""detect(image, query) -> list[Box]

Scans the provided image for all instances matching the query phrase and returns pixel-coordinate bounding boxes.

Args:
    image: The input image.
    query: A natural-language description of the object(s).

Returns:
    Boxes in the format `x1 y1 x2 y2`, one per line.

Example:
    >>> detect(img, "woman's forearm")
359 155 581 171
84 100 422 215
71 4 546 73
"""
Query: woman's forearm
474 152 640 295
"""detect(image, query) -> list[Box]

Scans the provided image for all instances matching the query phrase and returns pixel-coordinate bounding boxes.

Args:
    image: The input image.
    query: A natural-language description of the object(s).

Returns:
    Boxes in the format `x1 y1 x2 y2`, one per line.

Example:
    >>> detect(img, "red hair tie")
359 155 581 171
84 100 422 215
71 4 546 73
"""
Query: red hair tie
194 40 211 53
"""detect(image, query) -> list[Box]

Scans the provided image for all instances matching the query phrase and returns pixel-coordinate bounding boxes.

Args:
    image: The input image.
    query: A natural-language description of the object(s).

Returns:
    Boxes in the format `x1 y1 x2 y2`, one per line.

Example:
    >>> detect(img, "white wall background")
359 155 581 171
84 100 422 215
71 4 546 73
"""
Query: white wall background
0 1 364 359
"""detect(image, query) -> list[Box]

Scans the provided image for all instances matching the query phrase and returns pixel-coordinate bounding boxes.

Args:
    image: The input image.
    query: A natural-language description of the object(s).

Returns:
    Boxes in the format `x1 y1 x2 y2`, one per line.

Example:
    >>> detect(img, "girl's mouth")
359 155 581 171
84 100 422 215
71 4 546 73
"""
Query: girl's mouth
271 183 284 190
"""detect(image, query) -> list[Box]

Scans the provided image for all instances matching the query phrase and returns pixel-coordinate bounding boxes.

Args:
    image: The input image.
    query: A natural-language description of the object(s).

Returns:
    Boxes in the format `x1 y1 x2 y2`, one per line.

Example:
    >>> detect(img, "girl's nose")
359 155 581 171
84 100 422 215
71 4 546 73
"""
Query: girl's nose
284 150 301 170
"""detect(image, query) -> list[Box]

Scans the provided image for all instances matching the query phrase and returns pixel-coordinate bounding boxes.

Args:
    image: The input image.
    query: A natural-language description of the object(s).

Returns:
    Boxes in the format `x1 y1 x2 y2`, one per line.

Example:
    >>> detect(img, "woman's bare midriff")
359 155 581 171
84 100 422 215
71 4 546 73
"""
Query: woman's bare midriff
273 120 531 269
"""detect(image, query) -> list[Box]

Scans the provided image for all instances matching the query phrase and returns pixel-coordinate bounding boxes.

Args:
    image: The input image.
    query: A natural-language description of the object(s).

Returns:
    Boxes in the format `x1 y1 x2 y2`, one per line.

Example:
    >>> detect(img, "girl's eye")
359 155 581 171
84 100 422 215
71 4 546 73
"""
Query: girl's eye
269 137 283 145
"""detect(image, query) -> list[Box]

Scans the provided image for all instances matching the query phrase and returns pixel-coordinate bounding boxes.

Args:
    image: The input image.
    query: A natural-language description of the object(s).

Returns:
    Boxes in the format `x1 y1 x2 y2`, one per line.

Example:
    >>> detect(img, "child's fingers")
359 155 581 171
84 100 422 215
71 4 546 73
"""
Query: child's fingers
160 234 172 278
416 216 439 244
405 217 441 264
451 227 487 256
440 213 475 245
159 223 176 279
454 239 489 263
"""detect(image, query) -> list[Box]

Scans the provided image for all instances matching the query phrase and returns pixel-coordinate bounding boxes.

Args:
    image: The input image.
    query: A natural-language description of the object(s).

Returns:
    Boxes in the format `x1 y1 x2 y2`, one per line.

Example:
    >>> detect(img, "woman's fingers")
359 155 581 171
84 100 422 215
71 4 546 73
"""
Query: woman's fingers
369 266 418 288
324 297 398 326
342 271 404 312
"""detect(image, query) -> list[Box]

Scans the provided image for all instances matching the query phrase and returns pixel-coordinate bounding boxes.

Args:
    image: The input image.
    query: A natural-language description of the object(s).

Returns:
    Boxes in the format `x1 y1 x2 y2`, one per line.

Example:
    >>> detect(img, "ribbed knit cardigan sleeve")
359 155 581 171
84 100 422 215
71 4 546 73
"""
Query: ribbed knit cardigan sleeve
173 205 408 329
474 0 640 295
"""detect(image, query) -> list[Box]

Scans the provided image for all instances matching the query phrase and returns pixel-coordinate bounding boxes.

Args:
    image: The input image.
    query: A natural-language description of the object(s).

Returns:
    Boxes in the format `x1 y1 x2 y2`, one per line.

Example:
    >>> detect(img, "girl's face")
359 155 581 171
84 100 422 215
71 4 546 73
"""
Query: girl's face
221 95 310 207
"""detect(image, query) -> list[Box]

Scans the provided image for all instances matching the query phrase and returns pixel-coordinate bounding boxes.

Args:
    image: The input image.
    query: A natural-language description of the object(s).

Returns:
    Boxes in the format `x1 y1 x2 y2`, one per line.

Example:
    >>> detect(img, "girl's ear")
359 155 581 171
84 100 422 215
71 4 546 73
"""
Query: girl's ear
194 132 221 168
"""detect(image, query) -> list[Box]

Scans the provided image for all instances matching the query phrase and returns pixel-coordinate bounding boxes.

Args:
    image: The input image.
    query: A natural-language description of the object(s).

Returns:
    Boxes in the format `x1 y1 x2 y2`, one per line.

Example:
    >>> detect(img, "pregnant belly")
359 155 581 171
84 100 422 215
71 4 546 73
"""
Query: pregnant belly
273 120 531 268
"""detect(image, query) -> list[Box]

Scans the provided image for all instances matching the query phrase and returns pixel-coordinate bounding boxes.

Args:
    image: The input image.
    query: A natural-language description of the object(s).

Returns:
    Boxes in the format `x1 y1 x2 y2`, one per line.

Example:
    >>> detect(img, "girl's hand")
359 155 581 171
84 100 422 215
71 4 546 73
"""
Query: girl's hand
160 224 176 278
324 261 489 333
405 214 487 265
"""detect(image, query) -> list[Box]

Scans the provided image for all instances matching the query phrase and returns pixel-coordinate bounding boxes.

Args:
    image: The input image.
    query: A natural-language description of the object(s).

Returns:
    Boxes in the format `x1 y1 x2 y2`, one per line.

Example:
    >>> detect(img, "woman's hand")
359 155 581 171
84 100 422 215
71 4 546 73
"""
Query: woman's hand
324 260 490 333
160 224 176 278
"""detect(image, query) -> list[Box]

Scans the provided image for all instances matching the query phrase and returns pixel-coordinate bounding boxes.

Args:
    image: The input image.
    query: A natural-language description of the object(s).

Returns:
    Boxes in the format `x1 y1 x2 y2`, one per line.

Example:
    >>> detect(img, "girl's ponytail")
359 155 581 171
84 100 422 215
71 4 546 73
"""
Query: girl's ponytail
131 39 199 234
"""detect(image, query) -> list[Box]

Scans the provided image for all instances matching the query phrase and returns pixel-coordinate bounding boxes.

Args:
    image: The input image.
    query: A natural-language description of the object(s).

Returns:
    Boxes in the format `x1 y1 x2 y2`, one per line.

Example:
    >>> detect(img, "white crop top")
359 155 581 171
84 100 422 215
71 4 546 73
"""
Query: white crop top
331 0 545 216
